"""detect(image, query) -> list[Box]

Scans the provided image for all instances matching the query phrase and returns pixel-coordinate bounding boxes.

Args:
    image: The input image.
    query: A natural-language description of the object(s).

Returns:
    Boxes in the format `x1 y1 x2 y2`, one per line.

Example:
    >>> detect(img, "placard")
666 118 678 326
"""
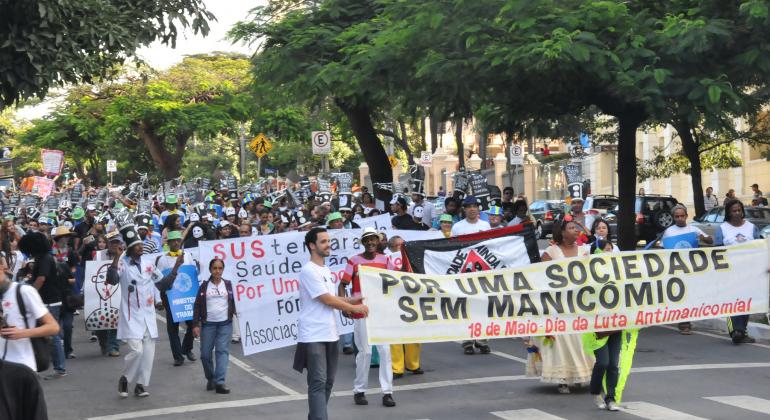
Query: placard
41 149 65 177
164 265 200 322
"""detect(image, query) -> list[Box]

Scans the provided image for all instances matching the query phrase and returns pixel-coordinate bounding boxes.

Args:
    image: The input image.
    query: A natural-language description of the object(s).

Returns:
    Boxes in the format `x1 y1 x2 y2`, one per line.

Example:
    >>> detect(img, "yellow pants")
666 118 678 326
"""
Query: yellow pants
391 344 421 374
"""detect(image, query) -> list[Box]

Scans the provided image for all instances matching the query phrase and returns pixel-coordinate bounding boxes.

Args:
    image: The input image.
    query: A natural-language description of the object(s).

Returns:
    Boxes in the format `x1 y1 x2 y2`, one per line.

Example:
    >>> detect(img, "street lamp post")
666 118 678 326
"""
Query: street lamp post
239 124 246 181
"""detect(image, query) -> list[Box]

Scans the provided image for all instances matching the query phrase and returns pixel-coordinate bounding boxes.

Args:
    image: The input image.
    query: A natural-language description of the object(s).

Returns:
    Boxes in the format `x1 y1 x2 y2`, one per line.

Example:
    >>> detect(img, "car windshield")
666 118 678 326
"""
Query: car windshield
745 207 770 221
590 198 617 210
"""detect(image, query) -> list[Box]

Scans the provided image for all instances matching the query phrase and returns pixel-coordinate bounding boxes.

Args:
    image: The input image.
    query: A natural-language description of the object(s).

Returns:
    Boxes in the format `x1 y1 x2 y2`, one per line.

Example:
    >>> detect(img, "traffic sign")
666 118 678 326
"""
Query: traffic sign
249 133 272 158
311 131 332 154
420 151 433 167
106 160 117 173
388 156 399 168
509 144 524 165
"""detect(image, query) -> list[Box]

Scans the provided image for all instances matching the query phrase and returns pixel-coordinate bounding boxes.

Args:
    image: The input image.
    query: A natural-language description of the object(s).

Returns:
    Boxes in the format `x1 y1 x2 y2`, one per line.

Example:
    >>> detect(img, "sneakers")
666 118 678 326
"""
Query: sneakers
557 384 570 394
731 331 756 344
206 380 215 391
407 367 424 375
215 384 231 394
354 392 368 405
65 353 77 359
342 346 355 355
134 384 149 397
477 344 491 354
463 346 475 355
89 334 98 342
382 394 396 407
185 352 197 362
108 351 120 357
173 358 184 366
393 372 404 380
44 371 67 380
606 399 620 411
118 376 128 398
740 335 756 344
594 395 607 409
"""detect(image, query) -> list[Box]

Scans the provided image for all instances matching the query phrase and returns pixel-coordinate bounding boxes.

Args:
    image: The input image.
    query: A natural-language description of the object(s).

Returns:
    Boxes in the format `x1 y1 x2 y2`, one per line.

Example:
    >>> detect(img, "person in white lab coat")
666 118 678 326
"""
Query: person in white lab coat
106 224 164 398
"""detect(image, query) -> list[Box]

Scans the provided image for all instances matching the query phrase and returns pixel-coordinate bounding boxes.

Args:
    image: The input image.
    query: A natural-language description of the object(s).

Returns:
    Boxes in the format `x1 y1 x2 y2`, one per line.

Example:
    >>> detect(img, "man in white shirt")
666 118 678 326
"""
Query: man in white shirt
294 227 369 420
451 195 491 236
106 223 163 398
703 187 718 212
450 196 491 355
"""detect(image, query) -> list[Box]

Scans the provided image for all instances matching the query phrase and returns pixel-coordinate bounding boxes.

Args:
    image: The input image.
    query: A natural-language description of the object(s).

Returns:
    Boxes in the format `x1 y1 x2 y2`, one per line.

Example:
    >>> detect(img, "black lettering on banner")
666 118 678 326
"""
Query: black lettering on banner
577 286 596 311
479 274 509 293
668 252 690 275
589 258 609 283
402 275 421 293
567 261 588 285
610 256 622 280
441 297 467 319
599 283 619 308
541 292 564 315
666 277 686 302
381 273 400 294
420 298 438 321
621 255 642 279
513 272 532 290
688 250 708 272
420 277 446 294
517 294 538 316
242 321 298 345
711 249 729 270
399 296 418 322
626 282 653 305
488 295 515 317
456 277 479 295
546 265 568 288
643 253 664 277
236 260 248 278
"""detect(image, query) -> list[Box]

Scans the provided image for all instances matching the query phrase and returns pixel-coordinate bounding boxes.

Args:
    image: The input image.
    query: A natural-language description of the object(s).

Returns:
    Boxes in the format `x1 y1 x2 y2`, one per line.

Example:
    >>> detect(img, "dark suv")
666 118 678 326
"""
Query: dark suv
529 200 565 239
634 194 679 244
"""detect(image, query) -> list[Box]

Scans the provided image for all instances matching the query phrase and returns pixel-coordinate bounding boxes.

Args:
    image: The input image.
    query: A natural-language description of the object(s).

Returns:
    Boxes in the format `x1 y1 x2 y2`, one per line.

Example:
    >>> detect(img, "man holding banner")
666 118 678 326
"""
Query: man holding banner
154 231 198 366
339 227 396 408
293 227 369 420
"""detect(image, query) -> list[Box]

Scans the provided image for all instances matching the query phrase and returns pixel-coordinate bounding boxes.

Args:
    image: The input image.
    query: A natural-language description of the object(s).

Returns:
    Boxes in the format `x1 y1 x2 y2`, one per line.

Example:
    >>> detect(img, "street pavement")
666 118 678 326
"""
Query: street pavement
43 311 770 420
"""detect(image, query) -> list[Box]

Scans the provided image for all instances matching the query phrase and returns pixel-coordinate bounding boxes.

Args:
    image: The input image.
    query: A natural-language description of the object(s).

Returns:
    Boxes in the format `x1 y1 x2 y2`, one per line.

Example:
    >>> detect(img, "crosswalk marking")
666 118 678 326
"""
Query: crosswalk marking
491 409 567 420
705 395 770 415
622 402 708 420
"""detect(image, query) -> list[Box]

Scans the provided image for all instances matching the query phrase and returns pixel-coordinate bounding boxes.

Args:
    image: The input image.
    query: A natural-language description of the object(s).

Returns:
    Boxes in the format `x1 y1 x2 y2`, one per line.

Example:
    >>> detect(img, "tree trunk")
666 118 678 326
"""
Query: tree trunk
478 127 488 169
616 113 645 251
133 121 185 180
677 122 705 218
429 113 439 153
419 117 427 152
455 117 465 170
397 119 415 166
335 99 393 202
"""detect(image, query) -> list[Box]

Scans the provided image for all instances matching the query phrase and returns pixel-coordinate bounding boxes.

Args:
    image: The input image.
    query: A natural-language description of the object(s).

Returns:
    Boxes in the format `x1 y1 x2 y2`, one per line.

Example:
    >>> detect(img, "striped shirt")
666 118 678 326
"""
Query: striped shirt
341 253 394 318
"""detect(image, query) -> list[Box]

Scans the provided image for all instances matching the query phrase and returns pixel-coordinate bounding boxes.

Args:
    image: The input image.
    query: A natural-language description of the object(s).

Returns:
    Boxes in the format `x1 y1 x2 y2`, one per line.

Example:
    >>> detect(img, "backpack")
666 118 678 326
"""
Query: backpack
15 284 52 372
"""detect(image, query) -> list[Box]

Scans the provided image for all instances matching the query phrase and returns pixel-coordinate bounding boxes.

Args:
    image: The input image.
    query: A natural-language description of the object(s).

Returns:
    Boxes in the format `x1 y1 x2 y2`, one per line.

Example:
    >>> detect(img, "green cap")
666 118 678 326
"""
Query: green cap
72 208 85 220
4 214 14 221
165 194 178 204
167 230 182 241
440 214 454 223
326 212 343 224
263 200 273 209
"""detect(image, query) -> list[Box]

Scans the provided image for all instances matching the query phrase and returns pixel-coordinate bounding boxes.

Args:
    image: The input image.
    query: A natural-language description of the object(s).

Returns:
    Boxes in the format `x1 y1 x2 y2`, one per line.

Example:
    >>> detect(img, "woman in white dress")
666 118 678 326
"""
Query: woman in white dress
529 217 595 393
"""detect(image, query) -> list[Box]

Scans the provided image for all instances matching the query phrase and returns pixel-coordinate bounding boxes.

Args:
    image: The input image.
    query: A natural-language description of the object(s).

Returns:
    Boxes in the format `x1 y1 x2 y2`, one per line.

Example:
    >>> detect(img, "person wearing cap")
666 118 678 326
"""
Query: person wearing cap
451 196 492 355
339 207 360 229
154 230 198 366
432 197 462 229
160 195 186 227
224 206 238 225
135 214 161 255
218 221 238 239
106 222 164 398
451 196 491 236
409 190 435 227
37 217 54 240
438 214 454 238
486 206 505 229
338 227 396 407
390 197 427 230
326 212 344 230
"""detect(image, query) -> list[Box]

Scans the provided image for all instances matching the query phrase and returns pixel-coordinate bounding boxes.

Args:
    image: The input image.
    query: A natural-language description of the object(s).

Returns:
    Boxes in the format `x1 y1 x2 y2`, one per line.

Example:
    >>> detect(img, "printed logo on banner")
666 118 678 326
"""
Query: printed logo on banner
165 265 199 322
662 232 699 249
423 235 530 275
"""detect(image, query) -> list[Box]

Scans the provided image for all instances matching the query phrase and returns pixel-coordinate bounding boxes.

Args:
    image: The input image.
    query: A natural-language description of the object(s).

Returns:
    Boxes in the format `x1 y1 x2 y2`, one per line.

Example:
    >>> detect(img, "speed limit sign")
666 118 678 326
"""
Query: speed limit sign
311 131 332 155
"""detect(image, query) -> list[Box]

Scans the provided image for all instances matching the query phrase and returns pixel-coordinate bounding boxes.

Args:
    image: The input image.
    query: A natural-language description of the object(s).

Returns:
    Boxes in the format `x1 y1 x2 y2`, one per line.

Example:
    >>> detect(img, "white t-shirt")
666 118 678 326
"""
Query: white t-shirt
0 283 49 371
451 218 491 236
297 262 338 343
719 221 757 246
204 281 229 322
662 224 707 239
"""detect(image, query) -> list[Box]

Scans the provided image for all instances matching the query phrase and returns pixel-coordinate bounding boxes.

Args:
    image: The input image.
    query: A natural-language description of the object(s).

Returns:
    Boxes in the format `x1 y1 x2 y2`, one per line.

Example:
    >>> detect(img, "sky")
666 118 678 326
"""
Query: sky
16 0 261 120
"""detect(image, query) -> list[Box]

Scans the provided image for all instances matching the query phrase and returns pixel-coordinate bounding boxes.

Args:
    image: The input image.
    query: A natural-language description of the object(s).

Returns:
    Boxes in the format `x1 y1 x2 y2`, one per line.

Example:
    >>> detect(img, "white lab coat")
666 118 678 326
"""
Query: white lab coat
111 255 162 341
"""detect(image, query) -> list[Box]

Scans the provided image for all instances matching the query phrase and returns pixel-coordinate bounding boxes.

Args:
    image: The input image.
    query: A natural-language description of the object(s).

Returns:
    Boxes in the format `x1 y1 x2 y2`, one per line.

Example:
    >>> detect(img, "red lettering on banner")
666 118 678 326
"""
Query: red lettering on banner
235 283 265 301
251 240 265 258
213 243 226 260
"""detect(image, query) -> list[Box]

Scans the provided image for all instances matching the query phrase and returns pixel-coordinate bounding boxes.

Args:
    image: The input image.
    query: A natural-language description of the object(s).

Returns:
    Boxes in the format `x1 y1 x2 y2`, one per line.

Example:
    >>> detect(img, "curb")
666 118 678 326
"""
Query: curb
692 317 770 341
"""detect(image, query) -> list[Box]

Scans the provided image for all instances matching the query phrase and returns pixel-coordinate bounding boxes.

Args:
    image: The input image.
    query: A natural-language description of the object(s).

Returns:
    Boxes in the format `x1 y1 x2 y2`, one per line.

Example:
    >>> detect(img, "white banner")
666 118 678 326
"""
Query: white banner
423 235 531 275
84 260 121 331
361 240 770 345
198 228 440 355
356 213 391 231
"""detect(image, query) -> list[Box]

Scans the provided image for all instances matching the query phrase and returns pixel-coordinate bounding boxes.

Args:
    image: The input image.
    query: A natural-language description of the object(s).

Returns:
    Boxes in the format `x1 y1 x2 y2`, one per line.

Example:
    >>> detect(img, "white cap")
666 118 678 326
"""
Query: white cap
225 207 236 216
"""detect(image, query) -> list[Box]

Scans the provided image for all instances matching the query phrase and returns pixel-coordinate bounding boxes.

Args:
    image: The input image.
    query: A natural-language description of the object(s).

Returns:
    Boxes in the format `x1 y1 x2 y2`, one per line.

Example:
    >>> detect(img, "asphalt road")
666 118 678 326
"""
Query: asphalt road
42 310 770 420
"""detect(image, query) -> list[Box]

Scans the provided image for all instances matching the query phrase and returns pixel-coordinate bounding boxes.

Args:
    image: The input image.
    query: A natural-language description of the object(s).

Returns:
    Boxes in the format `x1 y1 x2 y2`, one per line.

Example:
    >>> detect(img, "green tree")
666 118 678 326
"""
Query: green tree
1 0 214 107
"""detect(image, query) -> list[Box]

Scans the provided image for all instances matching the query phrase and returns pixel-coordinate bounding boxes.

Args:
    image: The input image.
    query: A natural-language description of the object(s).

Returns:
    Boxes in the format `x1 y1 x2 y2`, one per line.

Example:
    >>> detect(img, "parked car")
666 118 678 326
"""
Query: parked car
582 195 618 236
692 206 770 240
634 195 679 244
529 200 565 239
